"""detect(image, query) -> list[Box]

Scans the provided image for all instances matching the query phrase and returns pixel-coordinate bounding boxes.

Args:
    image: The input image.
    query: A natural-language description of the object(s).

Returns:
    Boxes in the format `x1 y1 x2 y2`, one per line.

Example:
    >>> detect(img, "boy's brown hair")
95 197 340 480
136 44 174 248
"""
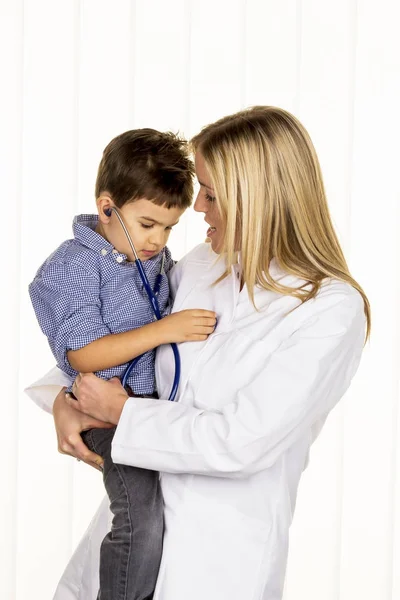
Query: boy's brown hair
95 128 194 209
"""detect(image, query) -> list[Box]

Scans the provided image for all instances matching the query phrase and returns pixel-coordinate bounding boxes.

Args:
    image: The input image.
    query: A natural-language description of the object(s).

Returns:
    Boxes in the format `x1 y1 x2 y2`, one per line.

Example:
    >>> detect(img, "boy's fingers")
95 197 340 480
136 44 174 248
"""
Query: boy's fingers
189 310 217 318
193 318 217 327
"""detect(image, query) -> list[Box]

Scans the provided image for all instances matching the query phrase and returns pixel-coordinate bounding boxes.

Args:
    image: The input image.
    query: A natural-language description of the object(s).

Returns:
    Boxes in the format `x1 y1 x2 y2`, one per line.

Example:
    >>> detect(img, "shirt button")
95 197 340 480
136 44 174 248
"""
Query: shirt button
116 256 123 263
101 249 108 256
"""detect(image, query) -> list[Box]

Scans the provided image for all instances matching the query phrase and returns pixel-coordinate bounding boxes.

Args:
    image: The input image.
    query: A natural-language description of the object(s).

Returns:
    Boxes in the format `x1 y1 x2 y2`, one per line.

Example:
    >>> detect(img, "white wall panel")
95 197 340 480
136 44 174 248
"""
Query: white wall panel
283 3 359 599
340 1 400 599
15 2 83 598
0 2 24 598
77 0 134 214
245 0 299 112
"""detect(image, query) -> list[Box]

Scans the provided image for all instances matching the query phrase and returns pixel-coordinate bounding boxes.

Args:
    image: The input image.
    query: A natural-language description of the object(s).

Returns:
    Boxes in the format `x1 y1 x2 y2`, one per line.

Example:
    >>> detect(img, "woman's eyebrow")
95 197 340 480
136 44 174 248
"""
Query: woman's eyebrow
198 180 214 191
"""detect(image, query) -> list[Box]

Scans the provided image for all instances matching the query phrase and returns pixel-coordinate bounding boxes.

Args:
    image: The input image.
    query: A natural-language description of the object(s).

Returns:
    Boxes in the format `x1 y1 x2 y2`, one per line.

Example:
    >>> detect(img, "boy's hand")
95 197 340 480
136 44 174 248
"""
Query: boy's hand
158 309 217 343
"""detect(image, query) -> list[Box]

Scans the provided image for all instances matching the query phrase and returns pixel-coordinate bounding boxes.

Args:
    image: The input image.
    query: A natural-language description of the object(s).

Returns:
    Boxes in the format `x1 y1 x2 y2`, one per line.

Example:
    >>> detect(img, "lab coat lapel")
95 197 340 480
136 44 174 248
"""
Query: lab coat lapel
173 252 239 332
172 251 240 404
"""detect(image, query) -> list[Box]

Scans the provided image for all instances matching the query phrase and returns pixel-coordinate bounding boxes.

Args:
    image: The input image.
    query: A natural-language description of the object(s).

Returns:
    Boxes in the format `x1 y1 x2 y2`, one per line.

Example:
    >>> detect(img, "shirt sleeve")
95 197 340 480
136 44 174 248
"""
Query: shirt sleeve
163 246 176 276
29 260 111 373
112 292 366 478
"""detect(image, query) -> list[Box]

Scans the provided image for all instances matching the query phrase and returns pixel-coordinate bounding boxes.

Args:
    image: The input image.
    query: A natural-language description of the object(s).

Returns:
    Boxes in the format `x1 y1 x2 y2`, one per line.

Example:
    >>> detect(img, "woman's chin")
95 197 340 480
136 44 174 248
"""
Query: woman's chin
205 235 222 254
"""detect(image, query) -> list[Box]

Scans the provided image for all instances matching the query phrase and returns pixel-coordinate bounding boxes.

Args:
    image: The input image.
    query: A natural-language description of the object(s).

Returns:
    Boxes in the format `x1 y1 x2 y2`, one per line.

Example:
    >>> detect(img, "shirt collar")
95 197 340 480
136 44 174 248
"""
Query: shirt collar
72 214 163 269
73 214 118 253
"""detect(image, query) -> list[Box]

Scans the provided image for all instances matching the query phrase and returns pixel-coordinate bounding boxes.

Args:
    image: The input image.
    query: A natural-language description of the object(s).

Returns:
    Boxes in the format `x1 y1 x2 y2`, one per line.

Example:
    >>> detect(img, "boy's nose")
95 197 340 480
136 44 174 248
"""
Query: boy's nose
149 231 164 247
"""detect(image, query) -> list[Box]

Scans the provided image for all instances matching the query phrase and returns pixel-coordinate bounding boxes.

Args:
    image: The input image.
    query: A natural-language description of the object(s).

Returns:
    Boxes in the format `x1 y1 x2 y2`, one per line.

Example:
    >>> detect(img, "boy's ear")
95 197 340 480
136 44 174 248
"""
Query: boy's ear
97 194 114 223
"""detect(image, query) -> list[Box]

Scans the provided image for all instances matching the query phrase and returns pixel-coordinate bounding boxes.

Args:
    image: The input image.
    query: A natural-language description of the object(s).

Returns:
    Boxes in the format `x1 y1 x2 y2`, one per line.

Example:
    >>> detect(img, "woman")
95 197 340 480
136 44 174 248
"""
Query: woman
27 106 370 600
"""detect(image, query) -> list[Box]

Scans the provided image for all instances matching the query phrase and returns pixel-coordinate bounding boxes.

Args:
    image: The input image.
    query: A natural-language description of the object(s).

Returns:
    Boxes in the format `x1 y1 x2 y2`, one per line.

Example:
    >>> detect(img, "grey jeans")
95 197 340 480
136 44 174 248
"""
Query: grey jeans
81 427 164 600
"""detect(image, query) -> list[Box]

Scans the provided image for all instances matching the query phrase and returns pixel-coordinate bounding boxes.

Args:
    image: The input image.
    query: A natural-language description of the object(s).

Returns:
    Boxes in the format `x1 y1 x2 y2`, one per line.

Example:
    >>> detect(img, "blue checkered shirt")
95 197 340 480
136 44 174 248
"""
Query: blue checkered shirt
29 214 174 395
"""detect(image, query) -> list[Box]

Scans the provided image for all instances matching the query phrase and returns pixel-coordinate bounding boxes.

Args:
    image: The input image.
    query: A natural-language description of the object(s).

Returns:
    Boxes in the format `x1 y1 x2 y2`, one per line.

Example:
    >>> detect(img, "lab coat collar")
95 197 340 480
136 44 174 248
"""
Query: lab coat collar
173 244 285 334
172 245 240 334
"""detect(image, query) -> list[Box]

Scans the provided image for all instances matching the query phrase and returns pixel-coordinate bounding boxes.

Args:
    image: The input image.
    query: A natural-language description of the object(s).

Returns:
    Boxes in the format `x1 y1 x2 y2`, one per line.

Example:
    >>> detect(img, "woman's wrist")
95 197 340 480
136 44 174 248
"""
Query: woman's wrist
109 392 129 425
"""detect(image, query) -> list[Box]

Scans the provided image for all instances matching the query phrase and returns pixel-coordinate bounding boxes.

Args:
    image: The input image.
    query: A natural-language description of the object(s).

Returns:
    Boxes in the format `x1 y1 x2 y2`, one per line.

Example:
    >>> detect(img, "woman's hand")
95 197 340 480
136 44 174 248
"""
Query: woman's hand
66 374 129 425
54 387 114 471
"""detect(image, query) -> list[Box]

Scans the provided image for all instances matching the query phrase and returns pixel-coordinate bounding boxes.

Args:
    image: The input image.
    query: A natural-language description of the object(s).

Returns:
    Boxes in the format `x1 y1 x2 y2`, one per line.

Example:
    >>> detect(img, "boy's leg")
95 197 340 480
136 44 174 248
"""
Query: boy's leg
82 428 164 600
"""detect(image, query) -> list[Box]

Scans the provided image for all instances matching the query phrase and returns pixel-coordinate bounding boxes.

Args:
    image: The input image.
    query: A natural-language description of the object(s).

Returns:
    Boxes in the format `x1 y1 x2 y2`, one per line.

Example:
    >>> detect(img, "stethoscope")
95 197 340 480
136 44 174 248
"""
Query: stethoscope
104 206 181 402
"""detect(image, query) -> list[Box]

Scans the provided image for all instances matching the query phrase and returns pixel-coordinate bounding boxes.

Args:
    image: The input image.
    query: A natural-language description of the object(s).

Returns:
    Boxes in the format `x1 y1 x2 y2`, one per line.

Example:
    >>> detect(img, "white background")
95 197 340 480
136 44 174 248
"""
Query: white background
1 1 400 598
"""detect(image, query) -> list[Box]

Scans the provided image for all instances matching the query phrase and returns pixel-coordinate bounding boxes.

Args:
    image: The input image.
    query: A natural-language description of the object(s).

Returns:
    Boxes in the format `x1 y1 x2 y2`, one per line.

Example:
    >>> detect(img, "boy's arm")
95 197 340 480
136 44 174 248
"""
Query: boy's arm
29 255 216 376
67 320 167 372
68 308 217 372
69 248 215 372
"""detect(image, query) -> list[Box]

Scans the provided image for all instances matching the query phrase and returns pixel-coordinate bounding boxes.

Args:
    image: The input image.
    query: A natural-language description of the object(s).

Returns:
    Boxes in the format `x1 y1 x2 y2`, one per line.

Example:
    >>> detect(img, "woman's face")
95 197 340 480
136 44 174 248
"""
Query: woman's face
194 152 225 254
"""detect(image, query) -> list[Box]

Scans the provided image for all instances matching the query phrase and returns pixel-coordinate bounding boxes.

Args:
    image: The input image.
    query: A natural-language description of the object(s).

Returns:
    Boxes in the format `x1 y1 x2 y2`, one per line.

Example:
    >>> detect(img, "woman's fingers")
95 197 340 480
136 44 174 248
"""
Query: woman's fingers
65 392 79 409
52 388 110 472
58 431 104 472
68 374 128 424
85 416 115 430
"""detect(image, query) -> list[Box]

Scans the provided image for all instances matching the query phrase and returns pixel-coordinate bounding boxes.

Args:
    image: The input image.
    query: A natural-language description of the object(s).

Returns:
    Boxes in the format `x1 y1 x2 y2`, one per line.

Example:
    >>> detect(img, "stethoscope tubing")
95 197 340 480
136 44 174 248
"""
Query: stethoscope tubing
110 207 181 401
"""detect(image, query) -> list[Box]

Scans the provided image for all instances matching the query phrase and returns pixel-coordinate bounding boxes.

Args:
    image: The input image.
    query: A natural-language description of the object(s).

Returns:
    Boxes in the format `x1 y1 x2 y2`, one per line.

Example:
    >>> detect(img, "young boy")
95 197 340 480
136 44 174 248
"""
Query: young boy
29 129 216 600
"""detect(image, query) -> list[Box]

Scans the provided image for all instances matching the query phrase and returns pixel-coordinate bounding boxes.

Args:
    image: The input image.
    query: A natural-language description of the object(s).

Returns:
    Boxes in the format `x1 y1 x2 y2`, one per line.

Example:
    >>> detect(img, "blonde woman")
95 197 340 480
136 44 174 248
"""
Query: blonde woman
27 106 370 600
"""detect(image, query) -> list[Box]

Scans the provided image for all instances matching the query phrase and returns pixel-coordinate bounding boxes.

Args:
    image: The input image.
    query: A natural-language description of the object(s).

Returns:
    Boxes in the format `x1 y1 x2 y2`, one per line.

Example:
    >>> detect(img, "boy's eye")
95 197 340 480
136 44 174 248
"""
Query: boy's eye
205 192 216 203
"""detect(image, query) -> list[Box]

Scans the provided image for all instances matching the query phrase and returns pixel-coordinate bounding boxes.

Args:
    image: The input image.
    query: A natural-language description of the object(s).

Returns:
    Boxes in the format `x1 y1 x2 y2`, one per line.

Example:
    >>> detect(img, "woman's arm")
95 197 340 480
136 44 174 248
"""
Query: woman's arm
53 388 114 470
24 367 114 470
67 292 366 478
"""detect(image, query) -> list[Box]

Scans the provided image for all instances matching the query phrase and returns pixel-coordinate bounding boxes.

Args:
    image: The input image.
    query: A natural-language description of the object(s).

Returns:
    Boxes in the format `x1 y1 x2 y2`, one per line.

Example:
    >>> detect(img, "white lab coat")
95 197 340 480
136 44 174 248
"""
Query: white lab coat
26 243 366 600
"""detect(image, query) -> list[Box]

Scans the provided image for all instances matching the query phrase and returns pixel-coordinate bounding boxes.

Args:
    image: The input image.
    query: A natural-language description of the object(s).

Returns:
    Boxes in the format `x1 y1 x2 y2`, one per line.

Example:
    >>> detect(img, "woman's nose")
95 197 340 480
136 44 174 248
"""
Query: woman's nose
194 192 207 213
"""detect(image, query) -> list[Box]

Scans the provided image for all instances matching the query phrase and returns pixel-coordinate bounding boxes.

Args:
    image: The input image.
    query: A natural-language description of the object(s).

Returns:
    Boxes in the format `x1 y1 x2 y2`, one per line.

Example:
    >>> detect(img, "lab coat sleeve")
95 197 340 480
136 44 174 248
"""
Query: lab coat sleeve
24 366 73 414
112 291 366 477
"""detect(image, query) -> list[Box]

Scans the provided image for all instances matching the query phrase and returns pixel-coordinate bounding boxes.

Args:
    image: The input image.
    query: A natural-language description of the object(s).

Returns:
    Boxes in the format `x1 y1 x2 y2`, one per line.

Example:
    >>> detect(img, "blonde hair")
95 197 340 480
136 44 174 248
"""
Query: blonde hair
191 106 371 340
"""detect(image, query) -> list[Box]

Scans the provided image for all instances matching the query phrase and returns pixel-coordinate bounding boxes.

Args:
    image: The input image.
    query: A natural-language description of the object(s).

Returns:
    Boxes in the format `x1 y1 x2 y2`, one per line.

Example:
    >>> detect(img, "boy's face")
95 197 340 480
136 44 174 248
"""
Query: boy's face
99 198 186 262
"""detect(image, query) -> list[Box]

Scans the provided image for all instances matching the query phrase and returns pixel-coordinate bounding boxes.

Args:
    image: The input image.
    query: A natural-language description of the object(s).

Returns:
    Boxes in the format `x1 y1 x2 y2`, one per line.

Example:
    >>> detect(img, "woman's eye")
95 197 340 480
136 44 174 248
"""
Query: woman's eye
140 223 153 229
205 193 216 203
